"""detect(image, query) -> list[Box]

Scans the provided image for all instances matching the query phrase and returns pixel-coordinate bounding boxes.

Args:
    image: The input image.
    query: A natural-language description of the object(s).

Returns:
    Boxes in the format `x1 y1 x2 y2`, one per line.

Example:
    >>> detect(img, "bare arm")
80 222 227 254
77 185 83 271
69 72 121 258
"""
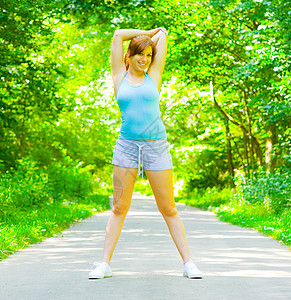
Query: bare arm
111 29 151 78
112 29 153 43
147 29 168 92
111 28 163 96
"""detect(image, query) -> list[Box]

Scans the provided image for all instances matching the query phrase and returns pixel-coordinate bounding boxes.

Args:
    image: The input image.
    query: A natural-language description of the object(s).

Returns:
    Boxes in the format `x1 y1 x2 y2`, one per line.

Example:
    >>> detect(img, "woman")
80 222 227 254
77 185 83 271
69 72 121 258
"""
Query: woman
89 28 202 279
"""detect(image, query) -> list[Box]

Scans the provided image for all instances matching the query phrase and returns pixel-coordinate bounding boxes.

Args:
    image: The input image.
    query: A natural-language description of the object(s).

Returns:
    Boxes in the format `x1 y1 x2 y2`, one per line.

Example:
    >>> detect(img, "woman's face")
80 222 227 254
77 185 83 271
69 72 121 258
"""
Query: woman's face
129 46 152 71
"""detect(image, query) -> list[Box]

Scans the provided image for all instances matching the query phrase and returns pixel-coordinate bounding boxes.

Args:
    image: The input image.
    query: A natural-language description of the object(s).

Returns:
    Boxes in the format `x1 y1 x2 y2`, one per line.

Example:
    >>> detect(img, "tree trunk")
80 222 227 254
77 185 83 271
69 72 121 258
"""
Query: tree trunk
266 124 278 171
253 136 263 166
243 91 255 172
210 81 263 177
265 134 272 171
243 132 250 176
225 120 235 186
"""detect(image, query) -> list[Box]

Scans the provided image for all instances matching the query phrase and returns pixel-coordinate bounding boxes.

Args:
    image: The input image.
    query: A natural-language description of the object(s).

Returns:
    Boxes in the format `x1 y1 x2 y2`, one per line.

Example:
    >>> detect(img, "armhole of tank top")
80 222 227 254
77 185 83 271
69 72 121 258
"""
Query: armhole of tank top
145 72 159 93
116 72 128 98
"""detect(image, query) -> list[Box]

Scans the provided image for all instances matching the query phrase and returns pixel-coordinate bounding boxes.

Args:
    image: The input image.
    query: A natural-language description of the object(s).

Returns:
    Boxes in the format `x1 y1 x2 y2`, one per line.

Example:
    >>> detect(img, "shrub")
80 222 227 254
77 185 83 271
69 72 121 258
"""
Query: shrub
0 159 52 211
46 155 93 201
176 186 233 209
0 156 96 220
234 169 291 214
0 157 110 260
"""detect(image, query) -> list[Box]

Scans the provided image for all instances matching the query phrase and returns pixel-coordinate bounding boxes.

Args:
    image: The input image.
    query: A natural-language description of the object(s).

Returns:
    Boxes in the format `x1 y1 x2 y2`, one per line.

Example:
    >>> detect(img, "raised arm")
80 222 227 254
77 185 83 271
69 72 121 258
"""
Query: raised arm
147 28 168 92
111 28 162 95
111 28 161 96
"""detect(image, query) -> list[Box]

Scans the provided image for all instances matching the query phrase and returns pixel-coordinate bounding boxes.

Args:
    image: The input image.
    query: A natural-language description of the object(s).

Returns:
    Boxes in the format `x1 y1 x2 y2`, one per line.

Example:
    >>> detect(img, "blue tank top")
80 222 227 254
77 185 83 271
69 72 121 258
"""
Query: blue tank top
116 72 167 140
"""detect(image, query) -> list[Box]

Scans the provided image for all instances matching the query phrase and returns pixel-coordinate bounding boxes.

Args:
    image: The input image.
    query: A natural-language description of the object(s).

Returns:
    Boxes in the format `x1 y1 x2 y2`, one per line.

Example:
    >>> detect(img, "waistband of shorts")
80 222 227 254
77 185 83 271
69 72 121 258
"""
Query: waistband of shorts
118 138 167 143
116 138 168 150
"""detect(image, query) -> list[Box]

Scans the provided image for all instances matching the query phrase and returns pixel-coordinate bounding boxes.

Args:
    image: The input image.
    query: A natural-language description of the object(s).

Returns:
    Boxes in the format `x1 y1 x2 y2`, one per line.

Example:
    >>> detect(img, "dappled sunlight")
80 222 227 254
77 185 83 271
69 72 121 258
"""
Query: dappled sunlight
110 270 142 276
205 270 291 278
27 247 104 254
2 1 290 299
180 209 215 216
127 211 161 216
187 233 267 239
121 229 145 233
215 249 290 260
1 198 291 300
152 269 181 276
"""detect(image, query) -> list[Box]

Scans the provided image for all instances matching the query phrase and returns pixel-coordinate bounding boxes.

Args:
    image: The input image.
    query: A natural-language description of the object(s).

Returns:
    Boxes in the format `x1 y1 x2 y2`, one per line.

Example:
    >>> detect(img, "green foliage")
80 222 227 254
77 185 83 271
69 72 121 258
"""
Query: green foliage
0 159 52 215
47 158 93 201
2 0 290 192
91 0 290 187
0 157 110 260
0 195 110 260
1 0 290 255
0 156 104 228
176 187 233 210
176 186 291 247
1 0 65 170
234 169 291 214
177 168 291 247
216 201 291 246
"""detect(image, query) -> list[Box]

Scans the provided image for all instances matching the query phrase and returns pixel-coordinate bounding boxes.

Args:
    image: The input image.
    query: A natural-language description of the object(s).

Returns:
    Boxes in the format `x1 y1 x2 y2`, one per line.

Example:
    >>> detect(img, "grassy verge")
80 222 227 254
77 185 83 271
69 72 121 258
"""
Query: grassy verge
215 200 291 248
0 195 110 260
175 188 291 249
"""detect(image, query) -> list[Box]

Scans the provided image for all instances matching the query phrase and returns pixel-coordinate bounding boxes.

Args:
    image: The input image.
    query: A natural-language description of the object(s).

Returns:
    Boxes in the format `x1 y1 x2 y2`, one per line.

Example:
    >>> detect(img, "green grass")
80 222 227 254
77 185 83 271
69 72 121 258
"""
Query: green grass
0 194 110 260
175 188 232 210
175 188 291 249
215 200 291 247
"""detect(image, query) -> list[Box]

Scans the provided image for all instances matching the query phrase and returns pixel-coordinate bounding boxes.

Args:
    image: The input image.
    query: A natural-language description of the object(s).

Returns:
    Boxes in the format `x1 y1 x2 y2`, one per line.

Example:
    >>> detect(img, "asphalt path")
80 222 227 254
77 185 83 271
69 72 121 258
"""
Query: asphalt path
1 193 291 300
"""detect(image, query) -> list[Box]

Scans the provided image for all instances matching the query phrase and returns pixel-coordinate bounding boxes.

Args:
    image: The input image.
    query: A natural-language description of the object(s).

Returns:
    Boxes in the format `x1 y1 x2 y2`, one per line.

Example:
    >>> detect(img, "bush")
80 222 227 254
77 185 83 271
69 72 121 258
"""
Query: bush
46 155 94 201
0 156 96 221
0 159 53 217
175 186 233 210
0 157 111 260
235 169 291 214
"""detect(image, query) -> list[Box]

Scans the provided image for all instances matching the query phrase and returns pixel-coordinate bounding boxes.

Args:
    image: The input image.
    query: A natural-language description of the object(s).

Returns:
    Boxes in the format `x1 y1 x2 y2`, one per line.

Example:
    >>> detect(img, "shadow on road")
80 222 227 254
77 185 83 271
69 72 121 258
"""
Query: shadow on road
1 197 291 300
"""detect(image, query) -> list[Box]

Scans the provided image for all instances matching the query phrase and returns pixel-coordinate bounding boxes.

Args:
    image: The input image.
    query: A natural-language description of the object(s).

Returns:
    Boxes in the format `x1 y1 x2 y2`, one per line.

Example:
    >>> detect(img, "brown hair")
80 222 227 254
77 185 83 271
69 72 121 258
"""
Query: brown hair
124 35 156 70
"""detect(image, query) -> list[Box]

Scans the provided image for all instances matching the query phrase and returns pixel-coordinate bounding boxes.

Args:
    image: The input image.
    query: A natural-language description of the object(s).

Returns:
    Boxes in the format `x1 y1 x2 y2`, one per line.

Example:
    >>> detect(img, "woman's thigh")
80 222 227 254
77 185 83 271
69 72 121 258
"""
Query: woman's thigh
113 165 138 212
145 169 177 216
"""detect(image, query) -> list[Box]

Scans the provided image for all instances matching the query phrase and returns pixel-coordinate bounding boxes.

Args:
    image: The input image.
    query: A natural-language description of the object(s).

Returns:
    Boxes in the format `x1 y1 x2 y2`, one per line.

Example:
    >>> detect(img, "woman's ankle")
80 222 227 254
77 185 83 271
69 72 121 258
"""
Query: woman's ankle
102 259 110 265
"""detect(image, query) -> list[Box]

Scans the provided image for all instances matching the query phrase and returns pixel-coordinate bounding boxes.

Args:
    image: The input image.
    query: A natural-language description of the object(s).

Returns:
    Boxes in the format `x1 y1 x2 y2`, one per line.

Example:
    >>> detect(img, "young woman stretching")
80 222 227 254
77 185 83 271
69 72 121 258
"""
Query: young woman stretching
89 27 202 279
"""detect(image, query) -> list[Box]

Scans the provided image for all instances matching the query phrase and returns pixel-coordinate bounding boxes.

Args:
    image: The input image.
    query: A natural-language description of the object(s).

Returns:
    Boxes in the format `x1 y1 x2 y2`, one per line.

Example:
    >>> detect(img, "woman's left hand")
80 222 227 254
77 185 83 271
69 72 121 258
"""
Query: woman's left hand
148 27 168 38
160 28 168 37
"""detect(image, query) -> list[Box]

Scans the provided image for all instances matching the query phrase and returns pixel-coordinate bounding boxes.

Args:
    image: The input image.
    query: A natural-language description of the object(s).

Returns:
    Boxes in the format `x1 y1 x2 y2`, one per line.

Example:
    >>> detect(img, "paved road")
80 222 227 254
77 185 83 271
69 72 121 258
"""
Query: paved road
1 194 291 300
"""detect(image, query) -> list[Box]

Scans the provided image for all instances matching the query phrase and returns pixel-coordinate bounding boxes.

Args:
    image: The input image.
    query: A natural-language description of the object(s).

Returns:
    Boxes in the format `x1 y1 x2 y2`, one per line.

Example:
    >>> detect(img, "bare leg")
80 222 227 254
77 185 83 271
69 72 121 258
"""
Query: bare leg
145 169 191 264
102 165 138 264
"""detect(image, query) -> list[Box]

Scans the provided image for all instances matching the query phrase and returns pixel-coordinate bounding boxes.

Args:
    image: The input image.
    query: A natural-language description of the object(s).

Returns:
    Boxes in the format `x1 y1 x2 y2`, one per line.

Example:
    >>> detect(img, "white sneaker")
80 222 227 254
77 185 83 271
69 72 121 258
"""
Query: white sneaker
88 262 112 279
183 260 203 279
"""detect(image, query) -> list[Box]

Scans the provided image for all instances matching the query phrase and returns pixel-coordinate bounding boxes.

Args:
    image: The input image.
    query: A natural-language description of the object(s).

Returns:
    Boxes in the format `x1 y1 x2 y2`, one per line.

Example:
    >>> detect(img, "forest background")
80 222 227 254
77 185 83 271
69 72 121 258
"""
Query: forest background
1 0 290 259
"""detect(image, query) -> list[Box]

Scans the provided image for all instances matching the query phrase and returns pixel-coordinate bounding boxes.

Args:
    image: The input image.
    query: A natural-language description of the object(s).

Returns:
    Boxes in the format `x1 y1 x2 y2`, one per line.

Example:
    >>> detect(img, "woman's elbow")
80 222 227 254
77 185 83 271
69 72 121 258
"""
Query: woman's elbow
113 30 121 38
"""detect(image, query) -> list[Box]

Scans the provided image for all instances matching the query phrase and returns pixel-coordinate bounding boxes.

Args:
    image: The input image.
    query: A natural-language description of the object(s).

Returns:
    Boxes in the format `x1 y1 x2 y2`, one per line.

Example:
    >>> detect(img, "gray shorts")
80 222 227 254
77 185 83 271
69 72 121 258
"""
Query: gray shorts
112 138 173 178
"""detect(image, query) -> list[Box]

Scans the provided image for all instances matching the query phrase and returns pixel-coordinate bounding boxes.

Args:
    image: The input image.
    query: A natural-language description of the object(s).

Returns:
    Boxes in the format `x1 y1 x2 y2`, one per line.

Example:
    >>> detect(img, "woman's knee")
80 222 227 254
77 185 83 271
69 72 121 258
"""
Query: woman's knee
158 204 178 217
112 185 132 216
112 201 130 216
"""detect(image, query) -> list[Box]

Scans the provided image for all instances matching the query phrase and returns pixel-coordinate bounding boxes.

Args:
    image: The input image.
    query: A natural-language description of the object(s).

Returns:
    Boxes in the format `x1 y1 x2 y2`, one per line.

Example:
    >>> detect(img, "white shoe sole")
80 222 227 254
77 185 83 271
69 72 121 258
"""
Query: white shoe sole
89 273 112 280
183 271 203 279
